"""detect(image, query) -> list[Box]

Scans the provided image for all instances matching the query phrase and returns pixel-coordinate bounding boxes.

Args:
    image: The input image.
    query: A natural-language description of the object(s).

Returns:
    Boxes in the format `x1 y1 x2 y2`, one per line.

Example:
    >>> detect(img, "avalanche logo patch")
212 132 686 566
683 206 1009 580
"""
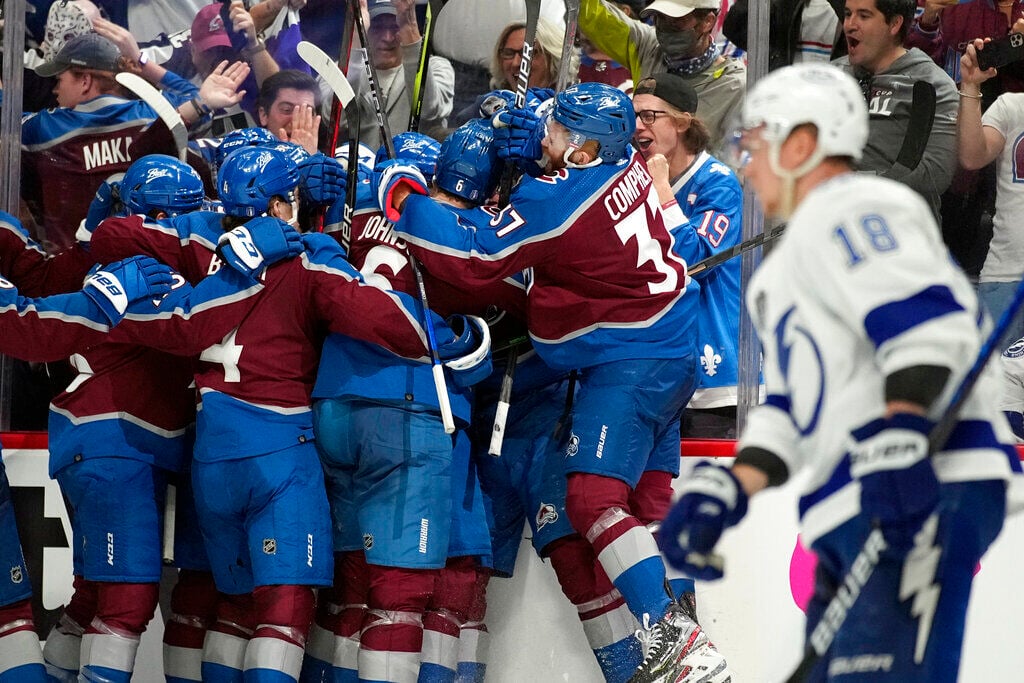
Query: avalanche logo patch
363 533 374 550
566 432 579 457
10 566 22 584
536 503 558 529
262 538 277 555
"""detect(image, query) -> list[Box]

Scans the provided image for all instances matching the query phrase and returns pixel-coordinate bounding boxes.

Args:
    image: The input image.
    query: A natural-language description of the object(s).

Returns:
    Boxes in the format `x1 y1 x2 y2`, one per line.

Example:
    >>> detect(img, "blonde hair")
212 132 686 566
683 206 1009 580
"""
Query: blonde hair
490 17 574 90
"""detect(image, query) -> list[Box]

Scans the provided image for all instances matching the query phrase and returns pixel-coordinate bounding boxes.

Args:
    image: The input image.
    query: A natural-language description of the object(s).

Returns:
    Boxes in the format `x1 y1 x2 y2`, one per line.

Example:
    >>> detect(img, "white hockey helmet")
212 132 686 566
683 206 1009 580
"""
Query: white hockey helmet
742 63 868 165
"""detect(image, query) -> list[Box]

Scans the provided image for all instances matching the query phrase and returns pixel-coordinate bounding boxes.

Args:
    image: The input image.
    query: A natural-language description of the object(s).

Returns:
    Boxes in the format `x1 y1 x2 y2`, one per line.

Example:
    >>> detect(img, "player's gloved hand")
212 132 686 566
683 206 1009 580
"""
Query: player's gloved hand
477 89 516 117
82 180 122 238
441 314 493 387
298 152 346 207
527 87 555 107
373 160 429 222
216 217 304 278
850 413 940 556
658 462 748 580
492 107 545 162
83 255 174 325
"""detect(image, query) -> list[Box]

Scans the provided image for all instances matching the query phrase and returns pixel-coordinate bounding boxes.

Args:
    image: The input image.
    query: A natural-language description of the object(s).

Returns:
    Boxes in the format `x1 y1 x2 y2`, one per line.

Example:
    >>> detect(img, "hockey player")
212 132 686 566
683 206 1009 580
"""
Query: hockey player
659 63 1020 682
375 81 723 683
90 145 487 683
632 72 746 441
0 255 171 683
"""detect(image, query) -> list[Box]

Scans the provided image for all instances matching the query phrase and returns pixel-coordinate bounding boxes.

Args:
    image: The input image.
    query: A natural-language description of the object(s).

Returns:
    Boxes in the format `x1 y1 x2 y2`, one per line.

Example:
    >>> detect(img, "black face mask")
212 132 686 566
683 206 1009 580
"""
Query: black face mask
657 25 701 60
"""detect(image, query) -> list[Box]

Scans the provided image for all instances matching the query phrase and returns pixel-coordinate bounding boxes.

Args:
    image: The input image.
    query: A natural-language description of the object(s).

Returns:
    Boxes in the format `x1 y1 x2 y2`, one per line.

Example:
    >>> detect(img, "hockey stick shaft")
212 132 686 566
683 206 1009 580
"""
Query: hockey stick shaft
556 0 581 92
162 483 176 564
408 0 446 132
496 0 542 206
351 0 454 433
787 276 1024 682
488 344 520 456
894 81 937 172
688 222 786 276
326 7 357 155
115 72 187 162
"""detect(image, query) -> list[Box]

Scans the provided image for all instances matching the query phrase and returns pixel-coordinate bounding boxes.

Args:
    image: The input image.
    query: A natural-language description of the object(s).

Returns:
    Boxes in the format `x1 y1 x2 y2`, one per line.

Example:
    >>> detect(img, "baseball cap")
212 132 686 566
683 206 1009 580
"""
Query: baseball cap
368 0 398 21
634 72 698 114
34 32 120 77
191 3 233 53
641 0 722 19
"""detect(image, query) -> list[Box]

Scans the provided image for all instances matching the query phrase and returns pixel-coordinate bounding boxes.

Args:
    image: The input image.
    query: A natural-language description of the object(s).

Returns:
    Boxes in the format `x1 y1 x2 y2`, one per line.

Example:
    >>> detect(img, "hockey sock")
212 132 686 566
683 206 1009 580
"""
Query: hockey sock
306 550 370 683
79 582 158 683
566 473 670 623
419 557 478 683
454 565 489 683
300 587 338 683
244 584 316 683
547 536 640 683
202 592 255 683
0 598 46 683
358 566 435 683
164 570 218 683
628 471 674 526
44 575 97 681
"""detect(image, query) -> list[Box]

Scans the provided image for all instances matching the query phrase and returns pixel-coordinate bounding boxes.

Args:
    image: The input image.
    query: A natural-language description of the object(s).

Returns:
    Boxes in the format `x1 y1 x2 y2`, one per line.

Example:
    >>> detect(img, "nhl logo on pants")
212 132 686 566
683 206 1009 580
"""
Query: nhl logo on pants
363 533 374 550
10 566 22 584
263 538 277 555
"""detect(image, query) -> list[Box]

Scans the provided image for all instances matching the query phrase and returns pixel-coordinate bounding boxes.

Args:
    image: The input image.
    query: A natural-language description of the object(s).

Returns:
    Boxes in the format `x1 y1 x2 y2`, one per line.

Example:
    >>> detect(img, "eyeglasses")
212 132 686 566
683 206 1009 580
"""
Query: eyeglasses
499 48 521 61
635 110 672 125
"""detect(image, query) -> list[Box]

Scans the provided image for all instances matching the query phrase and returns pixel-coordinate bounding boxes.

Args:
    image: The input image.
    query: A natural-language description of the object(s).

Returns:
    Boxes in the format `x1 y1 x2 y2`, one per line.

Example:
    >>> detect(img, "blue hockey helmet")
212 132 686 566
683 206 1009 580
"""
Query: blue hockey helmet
120 154 204 217
217 146 300 217
260 140 311 166
434 119 501 204
552 82 636 163
215 126 278 167
376 132 442 179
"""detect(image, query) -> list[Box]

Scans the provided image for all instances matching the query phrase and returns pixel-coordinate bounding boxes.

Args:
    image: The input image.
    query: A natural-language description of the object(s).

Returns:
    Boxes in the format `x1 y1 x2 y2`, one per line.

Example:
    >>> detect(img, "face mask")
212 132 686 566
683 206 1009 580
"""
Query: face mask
656 26 700 58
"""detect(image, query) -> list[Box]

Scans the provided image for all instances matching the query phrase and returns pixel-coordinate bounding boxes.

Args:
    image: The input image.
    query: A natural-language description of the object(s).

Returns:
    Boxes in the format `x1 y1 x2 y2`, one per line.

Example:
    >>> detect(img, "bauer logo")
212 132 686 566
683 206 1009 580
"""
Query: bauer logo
10 566 22 584
566 432 579 457
263 538 277 555
536 503 559 529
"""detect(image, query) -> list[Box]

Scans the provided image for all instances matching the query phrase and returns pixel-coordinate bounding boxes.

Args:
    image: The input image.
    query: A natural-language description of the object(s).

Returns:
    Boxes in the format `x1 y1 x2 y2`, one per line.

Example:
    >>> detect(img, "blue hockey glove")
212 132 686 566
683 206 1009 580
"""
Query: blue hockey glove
373 160 429 222
83 256 174 324
81 180 122 240
477 89 517 118
658 462 748 580
216 217 303 278
492 107 546 163
441 314 492 388
298 152 346 207
527 87 555 107
850 413 940 556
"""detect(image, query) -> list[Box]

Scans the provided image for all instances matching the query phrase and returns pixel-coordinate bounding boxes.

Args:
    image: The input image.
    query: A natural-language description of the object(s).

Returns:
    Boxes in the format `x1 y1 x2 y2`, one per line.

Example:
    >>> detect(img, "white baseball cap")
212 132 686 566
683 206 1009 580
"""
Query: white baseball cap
641 0 723 19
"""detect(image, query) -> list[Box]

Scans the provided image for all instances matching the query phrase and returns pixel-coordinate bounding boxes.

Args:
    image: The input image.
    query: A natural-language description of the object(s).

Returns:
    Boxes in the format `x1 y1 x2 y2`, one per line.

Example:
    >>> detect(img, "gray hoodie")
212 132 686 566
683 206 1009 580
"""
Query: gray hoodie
833 47 958 221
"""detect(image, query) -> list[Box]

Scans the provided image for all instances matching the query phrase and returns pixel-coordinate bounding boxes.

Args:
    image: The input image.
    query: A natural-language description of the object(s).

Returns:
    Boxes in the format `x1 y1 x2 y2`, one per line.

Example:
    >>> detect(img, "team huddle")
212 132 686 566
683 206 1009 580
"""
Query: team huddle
0 58 1017 683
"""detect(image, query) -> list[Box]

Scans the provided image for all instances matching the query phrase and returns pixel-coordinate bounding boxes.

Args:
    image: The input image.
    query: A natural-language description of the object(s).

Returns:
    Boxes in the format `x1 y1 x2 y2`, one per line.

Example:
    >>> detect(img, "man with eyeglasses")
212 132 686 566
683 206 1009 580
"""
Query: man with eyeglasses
579 0 745 160
346 0 454 148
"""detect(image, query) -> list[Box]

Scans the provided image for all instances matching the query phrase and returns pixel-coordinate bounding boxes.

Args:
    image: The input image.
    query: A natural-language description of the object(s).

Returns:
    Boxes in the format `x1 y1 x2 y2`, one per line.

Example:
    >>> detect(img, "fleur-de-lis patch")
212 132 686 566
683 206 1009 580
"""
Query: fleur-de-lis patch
700 344 723 376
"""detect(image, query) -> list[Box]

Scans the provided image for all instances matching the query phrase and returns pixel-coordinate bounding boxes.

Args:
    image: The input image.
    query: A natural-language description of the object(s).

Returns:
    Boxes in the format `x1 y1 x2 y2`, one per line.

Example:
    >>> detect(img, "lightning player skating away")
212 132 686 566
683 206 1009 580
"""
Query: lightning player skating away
659 64 1020 682
91 145 486 683
377 82 725 683
0 254 172 683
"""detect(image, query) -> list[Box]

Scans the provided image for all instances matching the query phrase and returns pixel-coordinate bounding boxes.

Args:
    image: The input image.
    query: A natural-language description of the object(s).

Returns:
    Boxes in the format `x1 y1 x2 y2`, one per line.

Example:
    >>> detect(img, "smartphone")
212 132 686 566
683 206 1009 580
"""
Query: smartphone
219 1 251 54
977 32 1024 71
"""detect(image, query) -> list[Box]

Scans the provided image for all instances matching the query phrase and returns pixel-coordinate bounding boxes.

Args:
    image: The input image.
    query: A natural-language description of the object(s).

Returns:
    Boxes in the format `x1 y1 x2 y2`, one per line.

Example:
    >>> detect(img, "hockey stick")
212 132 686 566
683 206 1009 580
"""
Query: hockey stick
893 81 937 172
351 0 456 434
785 275 1024 682
556 0 581 92
297 41 357 114
162 482 176 564
115 72 187 162
687 222 786 277
496 0 542 206
326 6 357 155
408 0 447 132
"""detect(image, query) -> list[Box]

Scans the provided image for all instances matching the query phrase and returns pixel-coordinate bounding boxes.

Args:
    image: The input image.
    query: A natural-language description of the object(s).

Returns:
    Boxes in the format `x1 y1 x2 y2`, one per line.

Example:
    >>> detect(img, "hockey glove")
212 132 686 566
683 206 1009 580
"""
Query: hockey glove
80 180 122 242
850 413 940 556
492 107 545 162
298 152 346 207
658 462 748 580
216 217 304 278
477 89 517 118
527 87 555 108
441 314 493 388
83 256 174 325
373 160 429 222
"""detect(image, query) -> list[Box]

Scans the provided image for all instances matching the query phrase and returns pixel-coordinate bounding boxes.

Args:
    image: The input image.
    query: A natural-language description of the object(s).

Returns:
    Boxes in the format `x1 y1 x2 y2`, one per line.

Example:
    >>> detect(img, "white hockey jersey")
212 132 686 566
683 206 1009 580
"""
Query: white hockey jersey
738 173 1020 544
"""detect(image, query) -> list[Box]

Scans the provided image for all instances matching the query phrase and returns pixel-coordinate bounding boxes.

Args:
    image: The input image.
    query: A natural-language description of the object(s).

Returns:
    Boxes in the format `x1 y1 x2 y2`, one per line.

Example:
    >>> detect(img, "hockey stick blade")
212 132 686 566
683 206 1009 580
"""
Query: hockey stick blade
116 72 187 162
894 81 936 171
688 222 786 276
297 40 356 110
786 276 1024 682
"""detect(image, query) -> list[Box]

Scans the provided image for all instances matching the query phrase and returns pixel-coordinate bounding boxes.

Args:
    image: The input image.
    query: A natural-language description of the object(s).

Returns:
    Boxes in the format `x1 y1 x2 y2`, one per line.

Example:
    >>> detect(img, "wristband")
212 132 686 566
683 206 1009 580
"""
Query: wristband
190 98 213 118
243 40 267 58
958 90 983 100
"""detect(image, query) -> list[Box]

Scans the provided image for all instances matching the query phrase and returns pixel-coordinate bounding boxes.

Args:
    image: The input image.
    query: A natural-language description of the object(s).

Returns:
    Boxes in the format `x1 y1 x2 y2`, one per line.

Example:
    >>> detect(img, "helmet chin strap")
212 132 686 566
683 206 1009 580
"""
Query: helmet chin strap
767 141 824 219
562 146 602 170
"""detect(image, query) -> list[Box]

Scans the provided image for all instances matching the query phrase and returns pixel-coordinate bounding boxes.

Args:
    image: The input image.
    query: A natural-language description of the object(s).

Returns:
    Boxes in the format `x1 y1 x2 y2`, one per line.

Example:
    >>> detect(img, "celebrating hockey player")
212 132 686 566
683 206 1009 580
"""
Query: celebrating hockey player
659 63 1020 682
375 81 729 683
